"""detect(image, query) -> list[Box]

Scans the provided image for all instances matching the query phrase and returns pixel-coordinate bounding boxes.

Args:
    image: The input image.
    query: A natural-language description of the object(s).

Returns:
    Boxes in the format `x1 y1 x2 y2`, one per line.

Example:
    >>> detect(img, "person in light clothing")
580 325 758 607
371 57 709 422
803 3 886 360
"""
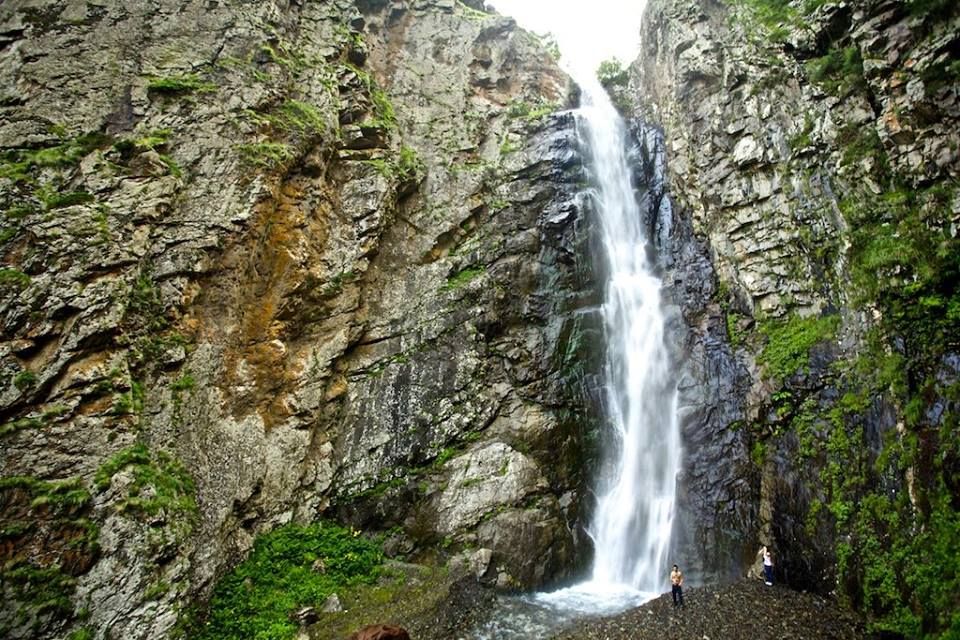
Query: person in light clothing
763 546 774 586
670 564 685 607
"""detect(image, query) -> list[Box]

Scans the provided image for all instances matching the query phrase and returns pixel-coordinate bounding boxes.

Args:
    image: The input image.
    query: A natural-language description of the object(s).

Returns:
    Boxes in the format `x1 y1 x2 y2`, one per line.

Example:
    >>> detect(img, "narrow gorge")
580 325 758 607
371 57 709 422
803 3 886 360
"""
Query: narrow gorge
1 1 957 639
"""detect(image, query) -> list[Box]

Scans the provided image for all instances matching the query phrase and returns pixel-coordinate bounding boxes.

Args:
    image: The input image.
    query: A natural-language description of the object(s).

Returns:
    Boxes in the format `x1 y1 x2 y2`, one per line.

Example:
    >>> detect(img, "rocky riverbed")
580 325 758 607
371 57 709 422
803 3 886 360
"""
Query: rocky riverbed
551 579 864 640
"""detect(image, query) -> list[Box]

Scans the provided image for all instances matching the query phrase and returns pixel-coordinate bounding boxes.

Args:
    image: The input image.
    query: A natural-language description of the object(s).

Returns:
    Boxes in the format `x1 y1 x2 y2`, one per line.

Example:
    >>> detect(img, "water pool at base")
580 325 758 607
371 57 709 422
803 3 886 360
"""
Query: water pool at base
467 582 656 639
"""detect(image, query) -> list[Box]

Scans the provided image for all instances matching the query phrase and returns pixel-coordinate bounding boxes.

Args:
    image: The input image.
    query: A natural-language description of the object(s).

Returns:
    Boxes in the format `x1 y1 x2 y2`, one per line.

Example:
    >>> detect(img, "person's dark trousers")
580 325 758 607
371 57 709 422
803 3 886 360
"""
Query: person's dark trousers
672 584 684 607
764 565 774 584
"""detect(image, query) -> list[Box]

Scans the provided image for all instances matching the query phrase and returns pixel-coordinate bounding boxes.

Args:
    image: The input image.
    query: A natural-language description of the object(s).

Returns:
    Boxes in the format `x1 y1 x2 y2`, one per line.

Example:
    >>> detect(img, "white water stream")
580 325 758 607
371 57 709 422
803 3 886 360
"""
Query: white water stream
470 71 681 639
577 74 681 595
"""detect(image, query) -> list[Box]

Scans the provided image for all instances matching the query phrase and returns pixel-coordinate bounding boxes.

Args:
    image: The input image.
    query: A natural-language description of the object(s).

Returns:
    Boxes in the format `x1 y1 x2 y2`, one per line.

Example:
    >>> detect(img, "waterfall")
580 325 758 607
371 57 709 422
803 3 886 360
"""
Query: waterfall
575 77 681 594
469 70 682 640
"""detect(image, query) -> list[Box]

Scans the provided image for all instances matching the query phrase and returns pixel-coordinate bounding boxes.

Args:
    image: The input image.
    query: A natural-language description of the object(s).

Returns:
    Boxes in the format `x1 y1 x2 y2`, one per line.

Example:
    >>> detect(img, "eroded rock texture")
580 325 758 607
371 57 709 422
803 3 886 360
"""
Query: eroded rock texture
0 1 595 637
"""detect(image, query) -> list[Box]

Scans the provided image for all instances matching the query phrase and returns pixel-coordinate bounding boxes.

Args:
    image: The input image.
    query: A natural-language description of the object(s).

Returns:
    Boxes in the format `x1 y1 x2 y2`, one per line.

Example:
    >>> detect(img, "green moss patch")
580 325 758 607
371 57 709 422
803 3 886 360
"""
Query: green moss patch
441 266 485 292
757 313 839 382
146 74 217 96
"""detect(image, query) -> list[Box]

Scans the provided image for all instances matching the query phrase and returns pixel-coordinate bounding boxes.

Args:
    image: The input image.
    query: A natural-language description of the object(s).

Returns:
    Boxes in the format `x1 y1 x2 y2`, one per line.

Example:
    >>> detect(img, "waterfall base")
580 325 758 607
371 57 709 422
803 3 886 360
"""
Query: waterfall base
469 583 656 639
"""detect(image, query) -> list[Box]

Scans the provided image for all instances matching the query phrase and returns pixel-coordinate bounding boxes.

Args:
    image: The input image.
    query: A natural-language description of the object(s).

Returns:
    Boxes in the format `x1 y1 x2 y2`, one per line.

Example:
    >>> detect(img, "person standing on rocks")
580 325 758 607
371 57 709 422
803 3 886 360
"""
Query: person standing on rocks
763 546 774 586
670 564 685 607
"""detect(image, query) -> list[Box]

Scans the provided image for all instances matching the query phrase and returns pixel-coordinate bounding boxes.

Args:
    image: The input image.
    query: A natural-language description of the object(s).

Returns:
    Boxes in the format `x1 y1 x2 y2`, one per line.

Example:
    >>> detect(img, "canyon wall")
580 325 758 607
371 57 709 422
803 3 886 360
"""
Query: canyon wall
0 1 599 637
631 0 959 634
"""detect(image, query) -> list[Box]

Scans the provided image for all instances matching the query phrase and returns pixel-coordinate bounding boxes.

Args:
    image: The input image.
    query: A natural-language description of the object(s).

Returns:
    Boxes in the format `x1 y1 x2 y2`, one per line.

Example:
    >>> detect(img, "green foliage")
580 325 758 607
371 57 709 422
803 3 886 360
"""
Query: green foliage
841 182 960 367
789 113 815 150
396 146 424 182
0 475 99 636
805 318 959 636
0 267 31 291
237 142 294 169
433 447 458 468
363 146 423 183
757 313 839 382
730 0 829 41
370 88 397 128
505 98 558 123
144 580 171 601
456 0 490 21
0 415 43 438
441 266 485 291
806 46 866 95
133 129 173 150
498 135 519 156
838 124 886 171
124 271 169 332
0 476 92 513
112 130 182 178
131 331 190 370
192 522 384 640
0 563 78 629
95 444 197 519
67 628 95 640
0 133 110 185
596 58 628 88
13 370 37 391
110 380 145 416
40 189 95 210
343 64 397 129
147 74 217 96
159 154 183 177
537 32 561 61
732 0 795 40
257 36 316 71
245 100 327 140
171 373 196 393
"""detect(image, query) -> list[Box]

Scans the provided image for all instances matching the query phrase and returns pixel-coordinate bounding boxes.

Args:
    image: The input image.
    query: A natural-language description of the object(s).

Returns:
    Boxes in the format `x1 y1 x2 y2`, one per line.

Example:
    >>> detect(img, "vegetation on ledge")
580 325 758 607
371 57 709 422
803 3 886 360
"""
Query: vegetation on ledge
187 522 384 640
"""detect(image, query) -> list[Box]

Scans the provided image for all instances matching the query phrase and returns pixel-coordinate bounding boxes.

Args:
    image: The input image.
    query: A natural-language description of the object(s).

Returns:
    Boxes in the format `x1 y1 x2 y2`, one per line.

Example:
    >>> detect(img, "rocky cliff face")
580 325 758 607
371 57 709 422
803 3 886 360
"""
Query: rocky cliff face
0 1 597 637
631 0 959 633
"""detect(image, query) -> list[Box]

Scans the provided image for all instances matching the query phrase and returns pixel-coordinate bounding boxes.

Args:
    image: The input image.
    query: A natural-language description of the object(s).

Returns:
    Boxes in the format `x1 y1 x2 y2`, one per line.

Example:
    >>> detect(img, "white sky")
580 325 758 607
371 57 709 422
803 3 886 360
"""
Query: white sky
487 0 647 76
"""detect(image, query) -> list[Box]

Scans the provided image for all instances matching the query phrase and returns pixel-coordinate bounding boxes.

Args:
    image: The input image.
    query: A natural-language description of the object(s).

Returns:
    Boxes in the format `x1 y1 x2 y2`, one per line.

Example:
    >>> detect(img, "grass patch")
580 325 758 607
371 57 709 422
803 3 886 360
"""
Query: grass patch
244 100 328 139
505 98 558 123
13 370 37 391
0 475 99 636
147 74 216 96
0 133 111 184
95 443 197 519
0 416 44 438
806 45 866 96
0 476 92 512
237 141 294 169
441 266 485 291
191 522 384 640
0 267 31 291
758 313 839 382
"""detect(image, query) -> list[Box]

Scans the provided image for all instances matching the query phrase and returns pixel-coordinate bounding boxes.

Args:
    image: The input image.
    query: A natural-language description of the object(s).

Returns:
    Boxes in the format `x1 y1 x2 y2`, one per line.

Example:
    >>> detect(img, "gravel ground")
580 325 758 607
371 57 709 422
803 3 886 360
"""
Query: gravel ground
551 579 865 640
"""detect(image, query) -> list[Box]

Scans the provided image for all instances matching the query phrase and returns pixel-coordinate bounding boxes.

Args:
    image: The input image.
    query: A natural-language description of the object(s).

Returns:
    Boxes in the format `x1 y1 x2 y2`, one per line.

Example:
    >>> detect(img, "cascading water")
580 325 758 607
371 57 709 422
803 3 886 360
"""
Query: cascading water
470 72 682 638
578 76 681 595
